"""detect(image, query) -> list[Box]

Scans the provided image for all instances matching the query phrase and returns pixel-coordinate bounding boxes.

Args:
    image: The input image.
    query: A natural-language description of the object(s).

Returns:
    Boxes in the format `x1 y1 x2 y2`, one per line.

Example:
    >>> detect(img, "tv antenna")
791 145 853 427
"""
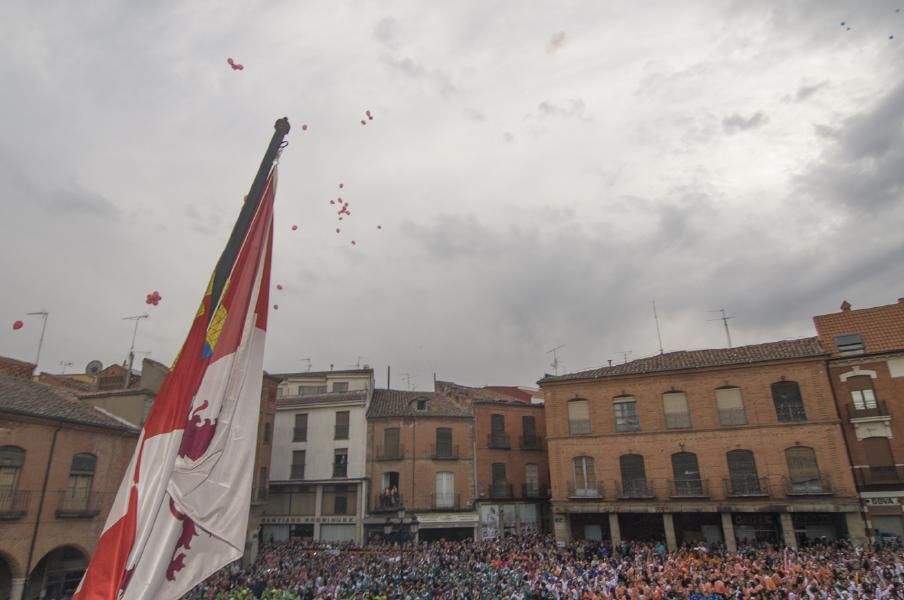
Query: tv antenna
26 310 49 369
547 345 565 375
652 300 664 355
620 350 633 364
401 373 414 391
708 308 734 348
59 360 74 374
122 313 149 387
300 357 312 372
354 356 366 369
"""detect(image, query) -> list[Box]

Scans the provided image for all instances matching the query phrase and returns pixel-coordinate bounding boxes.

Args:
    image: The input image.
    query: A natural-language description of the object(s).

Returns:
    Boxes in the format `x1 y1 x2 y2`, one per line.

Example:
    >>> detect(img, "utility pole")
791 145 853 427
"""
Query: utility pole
122 314 149 387
652 300 664 355
709 308 735 348
27 311 49 370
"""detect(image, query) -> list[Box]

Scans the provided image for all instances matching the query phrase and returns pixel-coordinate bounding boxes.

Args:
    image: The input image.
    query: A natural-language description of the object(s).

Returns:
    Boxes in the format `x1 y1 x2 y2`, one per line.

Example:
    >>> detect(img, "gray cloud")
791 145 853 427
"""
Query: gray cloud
537 99 590 121
794 81 828 102
373 17 401 50
463 108 486 122
722 111 767 134
546 31 567 54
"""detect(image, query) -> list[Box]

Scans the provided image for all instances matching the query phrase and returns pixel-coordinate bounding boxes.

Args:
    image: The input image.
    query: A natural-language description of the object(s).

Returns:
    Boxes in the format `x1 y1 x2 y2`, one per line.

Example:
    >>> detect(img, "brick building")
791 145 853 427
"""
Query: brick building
264 369 374 544
539 339 865 550
435 381 550 538
814 297 904 540
365 389 478 542
245 372 279 563
0 373 138 600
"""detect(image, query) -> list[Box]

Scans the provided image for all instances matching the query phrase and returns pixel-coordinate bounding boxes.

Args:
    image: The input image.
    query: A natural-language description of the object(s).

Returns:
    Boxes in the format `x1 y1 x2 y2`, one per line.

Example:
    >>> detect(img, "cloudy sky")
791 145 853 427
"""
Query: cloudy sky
1 1 902 389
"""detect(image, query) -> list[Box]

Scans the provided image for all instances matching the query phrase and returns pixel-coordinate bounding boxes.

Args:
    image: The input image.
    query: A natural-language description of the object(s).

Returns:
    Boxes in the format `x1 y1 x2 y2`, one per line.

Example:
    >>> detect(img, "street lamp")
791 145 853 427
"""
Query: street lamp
383 509 419 580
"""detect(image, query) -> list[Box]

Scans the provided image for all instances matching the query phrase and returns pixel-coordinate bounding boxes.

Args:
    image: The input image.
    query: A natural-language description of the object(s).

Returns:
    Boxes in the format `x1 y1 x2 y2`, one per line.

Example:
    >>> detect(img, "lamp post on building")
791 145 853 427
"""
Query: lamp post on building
384 509 418 580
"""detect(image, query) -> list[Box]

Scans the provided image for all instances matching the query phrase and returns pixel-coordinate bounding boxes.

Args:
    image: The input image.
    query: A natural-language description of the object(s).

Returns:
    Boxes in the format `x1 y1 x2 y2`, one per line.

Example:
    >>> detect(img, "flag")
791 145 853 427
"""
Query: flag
73 166 278 600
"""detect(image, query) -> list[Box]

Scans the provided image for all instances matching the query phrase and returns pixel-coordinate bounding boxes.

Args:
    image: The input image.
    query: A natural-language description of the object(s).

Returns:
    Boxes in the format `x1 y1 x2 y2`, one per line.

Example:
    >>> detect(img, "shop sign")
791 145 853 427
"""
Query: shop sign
261 516 357 525
864 497 900 506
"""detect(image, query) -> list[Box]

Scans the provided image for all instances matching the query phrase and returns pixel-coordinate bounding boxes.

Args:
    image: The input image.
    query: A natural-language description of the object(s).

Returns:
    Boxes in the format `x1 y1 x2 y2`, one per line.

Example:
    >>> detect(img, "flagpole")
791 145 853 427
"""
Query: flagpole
210 117 290 315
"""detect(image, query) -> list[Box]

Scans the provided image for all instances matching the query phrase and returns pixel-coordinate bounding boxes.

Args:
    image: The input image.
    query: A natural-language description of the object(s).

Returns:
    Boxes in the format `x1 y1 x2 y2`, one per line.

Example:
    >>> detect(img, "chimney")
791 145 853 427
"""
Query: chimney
330 363 334 371
840 300 851 312
898 298 904 304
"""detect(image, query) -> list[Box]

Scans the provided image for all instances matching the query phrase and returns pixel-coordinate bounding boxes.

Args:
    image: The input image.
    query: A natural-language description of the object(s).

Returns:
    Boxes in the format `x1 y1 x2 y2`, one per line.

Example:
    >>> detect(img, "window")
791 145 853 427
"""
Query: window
525 463 540 497
435 472 454 508
334 410 350 440
333 449 348 478
619 454 650 497
663 392 691 429
380 472 401 509
726 450 762 495
785 446 822 493
293 413 308 442
277 387 285 398
299 385 327 396
490 414 508 447
63 453 96 510
522 415 537 446
263 421 272 444
863 437 897 481
835 333 865 354
716 387 746 426
382 427 400 459
613 397 639 432
334 494 348 515
772 381 807 422
491 463 509 497
332 381 349 393
671 452 703 496
258 467 268 499
572 456 597 496
291 450 305 479
435 427 453 458
568 399 591 434
849 376 878 411
0 446 25 510
416 399 427 411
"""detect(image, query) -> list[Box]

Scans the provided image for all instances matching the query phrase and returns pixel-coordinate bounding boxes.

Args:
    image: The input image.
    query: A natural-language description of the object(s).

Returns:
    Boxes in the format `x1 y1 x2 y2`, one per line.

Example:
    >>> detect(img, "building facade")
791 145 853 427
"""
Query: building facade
814 297 904 540
365 389 478 542
245 372 279 564
263 369 374 544
435 381 550 538
540 339 865 550
0 373 138 600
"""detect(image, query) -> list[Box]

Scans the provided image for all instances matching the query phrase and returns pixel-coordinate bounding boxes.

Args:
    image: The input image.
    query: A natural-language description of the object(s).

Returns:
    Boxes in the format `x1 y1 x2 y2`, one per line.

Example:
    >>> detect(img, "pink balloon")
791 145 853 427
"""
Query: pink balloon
12 320 23 330
276 284 283 290
302 124 309 131
273 304 279 310
291 225 298 231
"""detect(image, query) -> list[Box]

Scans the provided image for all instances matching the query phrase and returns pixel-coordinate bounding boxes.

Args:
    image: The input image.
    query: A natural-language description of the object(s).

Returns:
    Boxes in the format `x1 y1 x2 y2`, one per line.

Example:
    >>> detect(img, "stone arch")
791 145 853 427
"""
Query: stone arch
0 549 23 580
24 545 89 600
839 367 878 381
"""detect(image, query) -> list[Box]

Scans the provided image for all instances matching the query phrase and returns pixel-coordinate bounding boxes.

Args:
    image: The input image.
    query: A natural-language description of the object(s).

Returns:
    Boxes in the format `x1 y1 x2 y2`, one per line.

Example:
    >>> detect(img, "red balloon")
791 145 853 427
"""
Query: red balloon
330 200 335 205
276 284 283 290
336 228 340 233
377 225 382 230
339 183 344 189
351 240 357 245
291 225 298 231
302 124 308 131
273 304 279 310
360 120 367 125
12 320 23 330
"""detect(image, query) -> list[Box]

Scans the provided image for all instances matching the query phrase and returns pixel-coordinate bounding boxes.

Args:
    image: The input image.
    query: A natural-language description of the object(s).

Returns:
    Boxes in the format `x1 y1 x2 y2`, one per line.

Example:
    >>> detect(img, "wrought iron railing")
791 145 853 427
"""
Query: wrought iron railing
567 481 604 499
668 479 709 498
376 444 405 461
724 476 769 497
616 479 655 499
783 474 834 495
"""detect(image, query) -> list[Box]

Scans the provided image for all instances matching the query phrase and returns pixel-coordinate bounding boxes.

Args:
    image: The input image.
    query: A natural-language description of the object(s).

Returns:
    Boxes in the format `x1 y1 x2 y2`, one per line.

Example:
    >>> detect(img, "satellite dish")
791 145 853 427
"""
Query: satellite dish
86 360 104 376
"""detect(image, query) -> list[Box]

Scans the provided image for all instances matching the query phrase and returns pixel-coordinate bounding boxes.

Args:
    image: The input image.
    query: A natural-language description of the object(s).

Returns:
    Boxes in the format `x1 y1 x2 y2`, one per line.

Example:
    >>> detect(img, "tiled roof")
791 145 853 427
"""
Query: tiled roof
0 356 36 379
813 299 904 356
367 389 471 418
77 388 154 399
482 386 535 403
36 372 96 392
0 375 139 433
271 369 374 379
277 390 368 408
538 337 826 384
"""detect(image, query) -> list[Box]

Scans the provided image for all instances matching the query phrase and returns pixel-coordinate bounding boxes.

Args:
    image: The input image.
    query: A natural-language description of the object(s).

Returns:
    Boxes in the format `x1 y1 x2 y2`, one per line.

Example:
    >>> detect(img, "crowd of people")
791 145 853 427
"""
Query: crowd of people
184 535 904 599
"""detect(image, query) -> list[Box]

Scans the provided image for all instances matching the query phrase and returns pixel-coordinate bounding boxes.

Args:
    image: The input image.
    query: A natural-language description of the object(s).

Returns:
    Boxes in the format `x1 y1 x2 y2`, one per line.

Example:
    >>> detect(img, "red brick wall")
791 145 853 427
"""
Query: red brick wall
473 402 549 498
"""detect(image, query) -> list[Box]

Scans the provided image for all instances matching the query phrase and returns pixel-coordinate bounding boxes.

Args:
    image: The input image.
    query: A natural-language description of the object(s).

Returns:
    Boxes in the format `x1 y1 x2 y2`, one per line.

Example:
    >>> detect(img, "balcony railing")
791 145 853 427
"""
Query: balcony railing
431 493 460 510
373 493 404 512
431 444 459 460
664 413 692 429
616 479 655 499
569 419 592 434
775 405 808 423
56 489 103 518
290 464 305 479
783 474 834 496
519 435 544 450
718 408 748 426
488 482 514 499
847 400 889 420
724 476 770 497
567 481 604 499
853 466 904 487
0 489 29 519
376 444 405 461
292 428 307 442
522 483 550 498
488 432 511 449
668 479 709 498
614 419 640 433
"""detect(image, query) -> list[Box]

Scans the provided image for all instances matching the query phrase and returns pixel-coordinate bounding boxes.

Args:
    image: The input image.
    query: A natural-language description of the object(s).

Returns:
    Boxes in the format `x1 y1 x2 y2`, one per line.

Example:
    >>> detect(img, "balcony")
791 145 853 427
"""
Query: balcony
775 405 808 423
431 493 461 510
431 444 459 460
664 413 692 429
853 466 904 489
569 419 592 435
488 432 511 449
522 483 550 499
487 481 514 499
567 481 604 499
290 464 305 479
783 474 834 496
847 400 889 420
376 444 405 461
373 492 404 512
723 476 770 497
668 479 709 498
292 428 307 442
56 490 103 518
616 479 655 499
718 408 748 426
0 489 29 520
519 435 544 450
